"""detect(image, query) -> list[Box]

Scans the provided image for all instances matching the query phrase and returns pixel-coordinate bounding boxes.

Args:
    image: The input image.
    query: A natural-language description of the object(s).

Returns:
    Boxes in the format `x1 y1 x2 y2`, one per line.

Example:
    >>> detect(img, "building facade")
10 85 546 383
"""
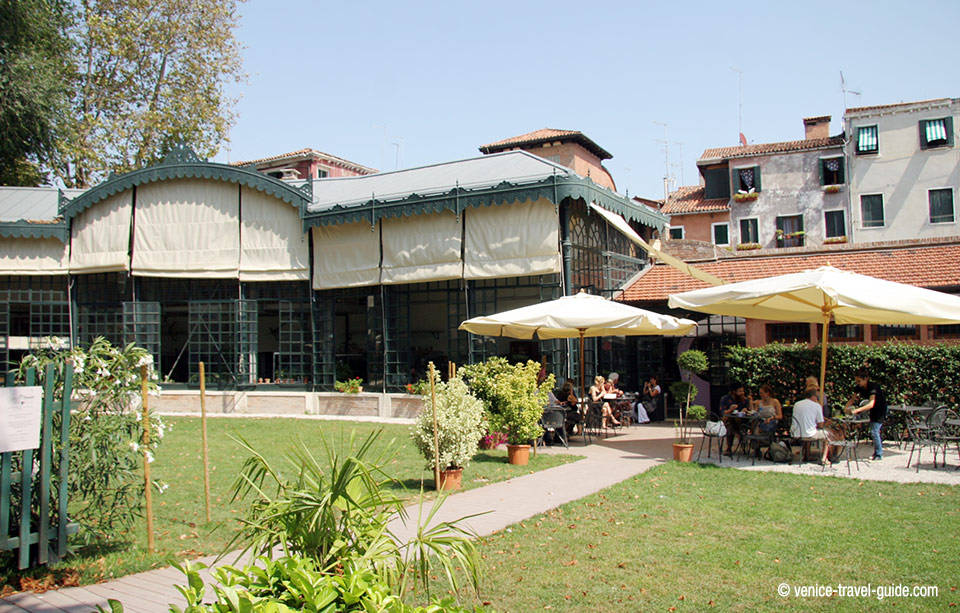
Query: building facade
845 98 960 242
0 146 666 399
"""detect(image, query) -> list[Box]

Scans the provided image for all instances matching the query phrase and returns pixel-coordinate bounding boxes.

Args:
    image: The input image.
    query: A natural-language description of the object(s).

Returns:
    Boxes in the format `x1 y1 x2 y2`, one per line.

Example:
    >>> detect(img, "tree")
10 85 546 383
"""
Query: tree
0 0 73 186
55 0 245 187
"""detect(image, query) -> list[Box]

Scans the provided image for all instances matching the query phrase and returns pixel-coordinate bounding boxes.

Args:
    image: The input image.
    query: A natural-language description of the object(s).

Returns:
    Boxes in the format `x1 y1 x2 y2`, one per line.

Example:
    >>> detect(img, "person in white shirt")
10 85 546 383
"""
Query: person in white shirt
790 387 829 464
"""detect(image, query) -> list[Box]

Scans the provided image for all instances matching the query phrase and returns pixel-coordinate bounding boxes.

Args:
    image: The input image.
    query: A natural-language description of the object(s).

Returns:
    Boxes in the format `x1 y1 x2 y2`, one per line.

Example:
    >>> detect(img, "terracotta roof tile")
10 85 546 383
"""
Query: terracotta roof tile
479 128 613 160
621 241 960 303
699 136 843 162
661 185 729 214
233 148 377 173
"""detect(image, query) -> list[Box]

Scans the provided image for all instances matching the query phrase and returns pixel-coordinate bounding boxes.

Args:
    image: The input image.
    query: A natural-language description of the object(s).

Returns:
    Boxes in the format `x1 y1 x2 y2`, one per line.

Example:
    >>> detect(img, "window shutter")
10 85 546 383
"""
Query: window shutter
731 167 740 192
798 214 804 232
838 158 845 184
818 159 825 186
920 121 930 150
947 116 955 147
753 166 761 191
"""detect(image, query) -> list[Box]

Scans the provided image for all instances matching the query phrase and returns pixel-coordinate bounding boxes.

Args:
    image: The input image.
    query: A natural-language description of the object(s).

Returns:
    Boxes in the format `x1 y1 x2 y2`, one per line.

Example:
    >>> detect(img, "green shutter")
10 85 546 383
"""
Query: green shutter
818 159 825 186
753 166 761 192
838 158 845 184
798 214 804 232
920 120 929 149
947 116 955 147
731 167 740 192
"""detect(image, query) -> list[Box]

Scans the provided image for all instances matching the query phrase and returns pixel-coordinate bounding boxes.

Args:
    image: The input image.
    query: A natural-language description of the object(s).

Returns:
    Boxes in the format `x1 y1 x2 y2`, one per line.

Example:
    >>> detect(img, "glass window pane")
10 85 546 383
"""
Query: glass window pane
713 224 729 245
824 210 845 238
861 195 884 227
739 218 758 243
669 227 683 240
929 189 954 223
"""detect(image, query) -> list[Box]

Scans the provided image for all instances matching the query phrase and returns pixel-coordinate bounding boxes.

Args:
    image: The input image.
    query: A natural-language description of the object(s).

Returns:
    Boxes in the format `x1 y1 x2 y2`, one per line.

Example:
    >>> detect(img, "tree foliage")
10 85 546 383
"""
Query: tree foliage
54 0 245 187
0 0 73 185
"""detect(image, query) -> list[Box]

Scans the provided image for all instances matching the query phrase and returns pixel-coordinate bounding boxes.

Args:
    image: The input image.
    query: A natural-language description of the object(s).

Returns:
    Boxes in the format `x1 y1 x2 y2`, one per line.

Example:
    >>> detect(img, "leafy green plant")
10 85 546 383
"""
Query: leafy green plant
674 349 708 444
412 366 485 470
16 336 164 542
460 358 554 446
228 429 483 602
335 376 364 393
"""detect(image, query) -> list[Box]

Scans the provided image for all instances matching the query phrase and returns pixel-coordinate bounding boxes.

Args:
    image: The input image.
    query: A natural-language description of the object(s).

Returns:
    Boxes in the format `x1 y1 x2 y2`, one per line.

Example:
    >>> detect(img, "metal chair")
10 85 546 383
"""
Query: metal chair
697 420 724 463
905 419 941 472
931 408 960 468
538 408 569 449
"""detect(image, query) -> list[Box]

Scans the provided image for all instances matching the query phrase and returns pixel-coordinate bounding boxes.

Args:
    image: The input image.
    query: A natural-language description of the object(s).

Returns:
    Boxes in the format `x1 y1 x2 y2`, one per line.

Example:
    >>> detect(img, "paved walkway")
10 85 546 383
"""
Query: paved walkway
4 423 958 612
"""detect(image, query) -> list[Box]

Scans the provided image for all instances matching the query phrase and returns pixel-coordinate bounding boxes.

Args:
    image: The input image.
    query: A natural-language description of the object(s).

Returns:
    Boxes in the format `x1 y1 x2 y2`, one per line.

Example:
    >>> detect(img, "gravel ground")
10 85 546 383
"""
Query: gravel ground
697 439 960 485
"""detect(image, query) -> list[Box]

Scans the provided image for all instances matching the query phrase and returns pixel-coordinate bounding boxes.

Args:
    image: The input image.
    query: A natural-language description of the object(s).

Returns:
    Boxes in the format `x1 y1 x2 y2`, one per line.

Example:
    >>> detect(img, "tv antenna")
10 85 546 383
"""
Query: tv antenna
840 71 862 109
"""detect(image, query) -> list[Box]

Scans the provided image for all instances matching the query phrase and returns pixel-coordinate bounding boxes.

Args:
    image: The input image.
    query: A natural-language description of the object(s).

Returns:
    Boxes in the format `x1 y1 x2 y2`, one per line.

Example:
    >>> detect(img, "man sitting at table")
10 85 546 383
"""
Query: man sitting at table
716 383 749 455
791 387 830 464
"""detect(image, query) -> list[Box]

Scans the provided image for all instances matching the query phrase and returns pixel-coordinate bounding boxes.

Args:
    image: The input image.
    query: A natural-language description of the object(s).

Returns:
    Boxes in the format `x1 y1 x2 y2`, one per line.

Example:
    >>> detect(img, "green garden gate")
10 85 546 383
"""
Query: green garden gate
1 363 77 569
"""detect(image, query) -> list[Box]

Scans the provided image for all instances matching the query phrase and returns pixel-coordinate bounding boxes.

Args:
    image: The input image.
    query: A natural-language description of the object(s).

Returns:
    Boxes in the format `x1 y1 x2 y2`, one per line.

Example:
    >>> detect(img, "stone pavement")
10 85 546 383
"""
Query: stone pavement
0 424 676 613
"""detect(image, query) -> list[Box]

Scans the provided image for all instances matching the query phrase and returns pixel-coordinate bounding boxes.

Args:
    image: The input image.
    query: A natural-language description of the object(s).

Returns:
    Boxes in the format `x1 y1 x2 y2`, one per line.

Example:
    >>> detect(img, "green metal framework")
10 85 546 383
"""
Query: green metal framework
76 305 123 347
123 302 162 371
381 287 409 392
29 299 70 349
310 292 336 391
278 301 313 383
188 300 257 385
569 200 647 296
0 302 7 370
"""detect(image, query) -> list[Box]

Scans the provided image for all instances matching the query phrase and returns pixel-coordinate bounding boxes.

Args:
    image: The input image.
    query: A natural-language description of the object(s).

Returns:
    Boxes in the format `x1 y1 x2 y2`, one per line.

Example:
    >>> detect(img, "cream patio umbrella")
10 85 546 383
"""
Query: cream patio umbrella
459 290 697 398
667 265 960 405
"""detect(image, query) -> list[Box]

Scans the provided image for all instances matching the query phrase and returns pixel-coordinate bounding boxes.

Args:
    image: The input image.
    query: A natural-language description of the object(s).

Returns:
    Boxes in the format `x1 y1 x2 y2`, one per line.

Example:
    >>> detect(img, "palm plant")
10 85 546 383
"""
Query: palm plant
227 429 483 601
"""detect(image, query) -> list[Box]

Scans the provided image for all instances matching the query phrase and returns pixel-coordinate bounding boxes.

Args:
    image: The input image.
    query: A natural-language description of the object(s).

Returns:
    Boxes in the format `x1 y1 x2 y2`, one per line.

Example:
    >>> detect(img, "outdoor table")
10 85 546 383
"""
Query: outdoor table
727 412 763 458
838 415 870 445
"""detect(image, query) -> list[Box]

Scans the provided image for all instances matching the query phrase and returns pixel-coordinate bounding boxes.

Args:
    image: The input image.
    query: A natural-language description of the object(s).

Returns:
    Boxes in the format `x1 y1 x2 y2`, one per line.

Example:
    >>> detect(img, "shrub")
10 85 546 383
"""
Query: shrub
412 367 485 470
335 376 364 393
460 358 554 445
674 350 708 444
16 336 163 542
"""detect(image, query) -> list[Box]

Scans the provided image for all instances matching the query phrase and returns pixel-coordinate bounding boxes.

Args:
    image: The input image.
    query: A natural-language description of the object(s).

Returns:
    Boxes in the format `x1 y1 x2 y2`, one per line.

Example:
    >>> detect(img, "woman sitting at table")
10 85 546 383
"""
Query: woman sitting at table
590 375 621 428
752 384 782 434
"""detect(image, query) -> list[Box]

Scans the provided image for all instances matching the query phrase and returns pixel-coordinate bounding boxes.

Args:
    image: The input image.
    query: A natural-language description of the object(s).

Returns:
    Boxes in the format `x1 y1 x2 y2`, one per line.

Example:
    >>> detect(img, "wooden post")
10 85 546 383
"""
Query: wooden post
429 362 441 491
140 365 155 554
199 362 211 523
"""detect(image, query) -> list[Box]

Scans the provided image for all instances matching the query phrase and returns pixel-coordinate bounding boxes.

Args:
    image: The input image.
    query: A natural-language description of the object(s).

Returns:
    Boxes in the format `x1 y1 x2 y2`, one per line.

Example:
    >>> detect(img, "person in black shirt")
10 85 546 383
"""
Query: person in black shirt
843 368 888 460
717 383 749 454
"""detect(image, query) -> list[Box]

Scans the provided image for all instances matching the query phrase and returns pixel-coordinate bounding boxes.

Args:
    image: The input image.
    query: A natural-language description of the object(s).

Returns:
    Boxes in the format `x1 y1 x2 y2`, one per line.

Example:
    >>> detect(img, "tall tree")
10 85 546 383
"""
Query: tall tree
55 0 245 188
0 0 73 186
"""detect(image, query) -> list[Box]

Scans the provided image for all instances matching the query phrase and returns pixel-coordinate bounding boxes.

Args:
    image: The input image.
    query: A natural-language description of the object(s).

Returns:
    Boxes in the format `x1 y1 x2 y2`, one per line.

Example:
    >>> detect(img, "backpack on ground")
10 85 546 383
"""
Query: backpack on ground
766 440 792 463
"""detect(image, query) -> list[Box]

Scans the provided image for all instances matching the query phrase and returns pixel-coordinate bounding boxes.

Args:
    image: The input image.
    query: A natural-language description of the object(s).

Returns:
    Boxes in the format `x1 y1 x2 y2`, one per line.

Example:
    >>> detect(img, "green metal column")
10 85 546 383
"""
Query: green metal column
310 291 336 391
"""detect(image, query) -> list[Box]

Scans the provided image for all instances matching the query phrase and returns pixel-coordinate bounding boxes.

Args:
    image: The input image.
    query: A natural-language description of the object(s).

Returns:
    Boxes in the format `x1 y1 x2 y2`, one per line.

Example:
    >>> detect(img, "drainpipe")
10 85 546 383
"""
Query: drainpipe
560 201 573 296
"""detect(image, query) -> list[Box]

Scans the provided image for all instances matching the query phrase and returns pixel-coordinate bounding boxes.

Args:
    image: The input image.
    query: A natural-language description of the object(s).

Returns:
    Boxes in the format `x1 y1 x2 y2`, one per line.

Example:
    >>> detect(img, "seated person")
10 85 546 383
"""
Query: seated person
589 375 620 428
790 387 830 464
717 383 749 453
805 375 828 418
635 375 659 424
752 384 783 434
606 372 632 423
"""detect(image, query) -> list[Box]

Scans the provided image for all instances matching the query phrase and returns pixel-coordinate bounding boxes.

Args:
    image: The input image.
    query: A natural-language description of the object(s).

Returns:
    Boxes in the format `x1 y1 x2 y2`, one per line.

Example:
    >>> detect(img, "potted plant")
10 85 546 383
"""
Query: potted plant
733 190 758 202
824 235 848 244
736 242 762 251
411 366 485 491
334 377 363 394
461 357 554 465
671 349 709 461
823 184 843 193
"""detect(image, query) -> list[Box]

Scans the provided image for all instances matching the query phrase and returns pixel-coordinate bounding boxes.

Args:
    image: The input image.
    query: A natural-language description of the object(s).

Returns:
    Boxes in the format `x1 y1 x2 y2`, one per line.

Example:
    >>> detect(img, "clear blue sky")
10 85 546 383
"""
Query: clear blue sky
216 0 960 200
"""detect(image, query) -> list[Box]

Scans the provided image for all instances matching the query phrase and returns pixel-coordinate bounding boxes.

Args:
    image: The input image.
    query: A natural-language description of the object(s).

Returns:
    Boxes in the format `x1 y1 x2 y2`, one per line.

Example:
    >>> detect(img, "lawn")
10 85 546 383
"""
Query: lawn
473 462 959 612
1 416 580 590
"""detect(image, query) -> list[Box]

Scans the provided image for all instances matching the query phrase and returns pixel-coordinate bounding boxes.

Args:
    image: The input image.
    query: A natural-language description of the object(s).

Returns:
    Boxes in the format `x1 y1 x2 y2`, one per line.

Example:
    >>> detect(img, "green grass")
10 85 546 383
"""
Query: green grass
1 416 580 590
472 462 959 612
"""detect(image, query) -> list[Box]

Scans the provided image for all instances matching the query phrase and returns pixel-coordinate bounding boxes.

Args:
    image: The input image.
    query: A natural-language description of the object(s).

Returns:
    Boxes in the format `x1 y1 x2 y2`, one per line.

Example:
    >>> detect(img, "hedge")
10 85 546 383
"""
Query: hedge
726 342 960 417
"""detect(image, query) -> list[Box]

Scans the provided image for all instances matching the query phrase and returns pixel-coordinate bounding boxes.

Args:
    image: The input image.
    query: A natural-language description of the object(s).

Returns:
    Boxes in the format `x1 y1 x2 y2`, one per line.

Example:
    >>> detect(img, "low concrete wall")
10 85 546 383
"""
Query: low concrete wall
153 390 424 419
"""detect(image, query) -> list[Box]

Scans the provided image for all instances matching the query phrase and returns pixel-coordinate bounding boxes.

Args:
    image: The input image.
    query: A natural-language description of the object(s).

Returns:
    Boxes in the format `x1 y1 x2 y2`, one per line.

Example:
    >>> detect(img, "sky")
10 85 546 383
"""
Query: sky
215 0 960 200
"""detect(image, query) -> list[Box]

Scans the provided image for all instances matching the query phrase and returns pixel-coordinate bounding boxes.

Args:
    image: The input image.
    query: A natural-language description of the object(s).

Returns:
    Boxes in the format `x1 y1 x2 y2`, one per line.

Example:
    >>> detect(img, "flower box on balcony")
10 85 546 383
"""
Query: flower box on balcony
733 191 759 203
824 236 848 244
823 185 843 194
736 242 762 251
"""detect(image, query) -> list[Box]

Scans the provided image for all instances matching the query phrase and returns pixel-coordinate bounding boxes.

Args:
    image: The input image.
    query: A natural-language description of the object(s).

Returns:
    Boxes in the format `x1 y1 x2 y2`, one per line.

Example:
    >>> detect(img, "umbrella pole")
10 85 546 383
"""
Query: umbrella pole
819 314 829 408
579 331 585 405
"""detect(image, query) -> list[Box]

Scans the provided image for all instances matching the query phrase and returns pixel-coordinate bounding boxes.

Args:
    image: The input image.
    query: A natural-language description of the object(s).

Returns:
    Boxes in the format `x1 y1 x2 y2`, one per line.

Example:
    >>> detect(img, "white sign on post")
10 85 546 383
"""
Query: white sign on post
0 386 44 453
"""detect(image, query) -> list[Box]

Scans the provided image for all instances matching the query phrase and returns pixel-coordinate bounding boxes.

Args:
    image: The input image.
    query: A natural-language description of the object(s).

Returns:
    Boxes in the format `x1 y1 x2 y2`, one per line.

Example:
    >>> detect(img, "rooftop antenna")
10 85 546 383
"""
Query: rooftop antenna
672 141 684 185
731 66 743 145
653 121 670 204
391 138 404 170
840 71 861 109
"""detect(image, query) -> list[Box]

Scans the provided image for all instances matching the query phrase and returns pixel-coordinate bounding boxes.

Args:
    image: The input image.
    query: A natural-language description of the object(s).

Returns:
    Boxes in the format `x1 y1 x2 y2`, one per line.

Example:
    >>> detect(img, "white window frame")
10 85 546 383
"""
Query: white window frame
732 164 761 193
316 165 330 178
928 186 956 224
738 217 759 244
823 208 846 238
859 192 885 228
711 222 730 246
668 225 684 240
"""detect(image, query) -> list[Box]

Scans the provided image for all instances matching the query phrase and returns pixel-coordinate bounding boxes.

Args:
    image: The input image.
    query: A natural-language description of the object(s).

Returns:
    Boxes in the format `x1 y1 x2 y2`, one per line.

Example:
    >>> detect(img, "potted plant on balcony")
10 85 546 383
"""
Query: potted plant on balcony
733 189 758 203
823 184 843 194
736 242 762 251
411 364 485 491
670 349 708 462
461 357 553 465
824 235 848 245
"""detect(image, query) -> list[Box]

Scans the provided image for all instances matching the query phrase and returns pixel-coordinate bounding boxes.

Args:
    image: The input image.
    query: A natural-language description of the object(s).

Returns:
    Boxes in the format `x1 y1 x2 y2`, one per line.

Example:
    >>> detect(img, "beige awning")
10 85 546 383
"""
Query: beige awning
239 186 309 281
312 220 381 289
0 236 68 275
381 210 462 284
463 197 560 279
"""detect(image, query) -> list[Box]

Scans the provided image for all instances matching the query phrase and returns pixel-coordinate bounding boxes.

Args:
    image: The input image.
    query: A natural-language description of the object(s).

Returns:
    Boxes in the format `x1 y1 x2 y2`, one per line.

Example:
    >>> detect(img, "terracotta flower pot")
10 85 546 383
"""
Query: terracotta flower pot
506 444 530 466
438 467 463 491
672 443 694 462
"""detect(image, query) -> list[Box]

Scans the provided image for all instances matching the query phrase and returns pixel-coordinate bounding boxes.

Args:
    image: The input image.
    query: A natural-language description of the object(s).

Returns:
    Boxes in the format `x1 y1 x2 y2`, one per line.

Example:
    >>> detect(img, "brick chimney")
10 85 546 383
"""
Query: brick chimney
803 116 831 140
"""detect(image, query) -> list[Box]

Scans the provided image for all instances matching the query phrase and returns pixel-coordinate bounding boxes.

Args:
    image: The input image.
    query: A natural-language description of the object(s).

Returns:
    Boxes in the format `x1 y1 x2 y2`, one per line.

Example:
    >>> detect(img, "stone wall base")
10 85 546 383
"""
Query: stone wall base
154 390 423 419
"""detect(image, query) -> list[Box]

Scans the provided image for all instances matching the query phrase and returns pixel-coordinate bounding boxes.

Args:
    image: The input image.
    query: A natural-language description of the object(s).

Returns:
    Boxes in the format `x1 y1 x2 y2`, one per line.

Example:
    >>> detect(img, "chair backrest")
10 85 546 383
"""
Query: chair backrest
541 409 565 429
927 407 951 430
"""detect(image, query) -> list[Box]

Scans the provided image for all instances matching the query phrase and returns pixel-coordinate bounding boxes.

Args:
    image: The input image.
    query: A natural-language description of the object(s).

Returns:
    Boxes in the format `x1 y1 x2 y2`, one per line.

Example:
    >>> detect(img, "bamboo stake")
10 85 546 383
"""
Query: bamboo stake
199 362 211 523
140 365 155 554
429 362 441 491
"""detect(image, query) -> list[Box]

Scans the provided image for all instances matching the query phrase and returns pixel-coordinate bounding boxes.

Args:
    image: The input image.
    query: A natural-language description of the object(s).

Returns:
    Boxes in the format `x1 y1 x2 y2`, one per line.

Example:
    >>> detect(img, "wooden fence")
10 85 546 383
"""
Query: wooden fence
1 363 77 569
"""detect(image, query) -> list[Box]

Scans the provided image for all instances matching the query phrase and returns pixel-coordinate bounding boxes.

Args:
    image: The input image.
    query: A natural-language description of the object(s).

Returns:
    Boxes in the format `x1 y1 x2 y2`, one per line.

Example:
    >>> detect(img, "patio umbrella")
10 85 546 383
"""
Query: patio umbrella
667 265 960 404
459 290 696 397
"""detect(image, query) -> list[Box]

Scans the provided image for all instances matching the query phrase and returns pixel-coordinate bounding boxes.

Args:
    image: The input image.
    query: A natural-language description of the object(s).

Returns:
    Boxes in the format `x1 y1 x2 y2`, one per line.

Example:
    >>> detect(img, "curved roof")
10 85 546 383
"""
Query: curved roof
59 145 311 222
302 151 667 230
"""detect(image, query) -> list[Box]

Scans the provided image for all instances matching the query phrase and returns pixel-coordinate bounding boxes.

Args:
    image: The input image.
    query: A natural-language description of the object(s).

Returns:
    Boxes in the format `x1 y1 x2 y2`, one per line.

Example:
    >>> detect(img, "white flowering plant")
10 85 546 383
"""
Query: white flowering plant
411 365 485 471
17 336 167 542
